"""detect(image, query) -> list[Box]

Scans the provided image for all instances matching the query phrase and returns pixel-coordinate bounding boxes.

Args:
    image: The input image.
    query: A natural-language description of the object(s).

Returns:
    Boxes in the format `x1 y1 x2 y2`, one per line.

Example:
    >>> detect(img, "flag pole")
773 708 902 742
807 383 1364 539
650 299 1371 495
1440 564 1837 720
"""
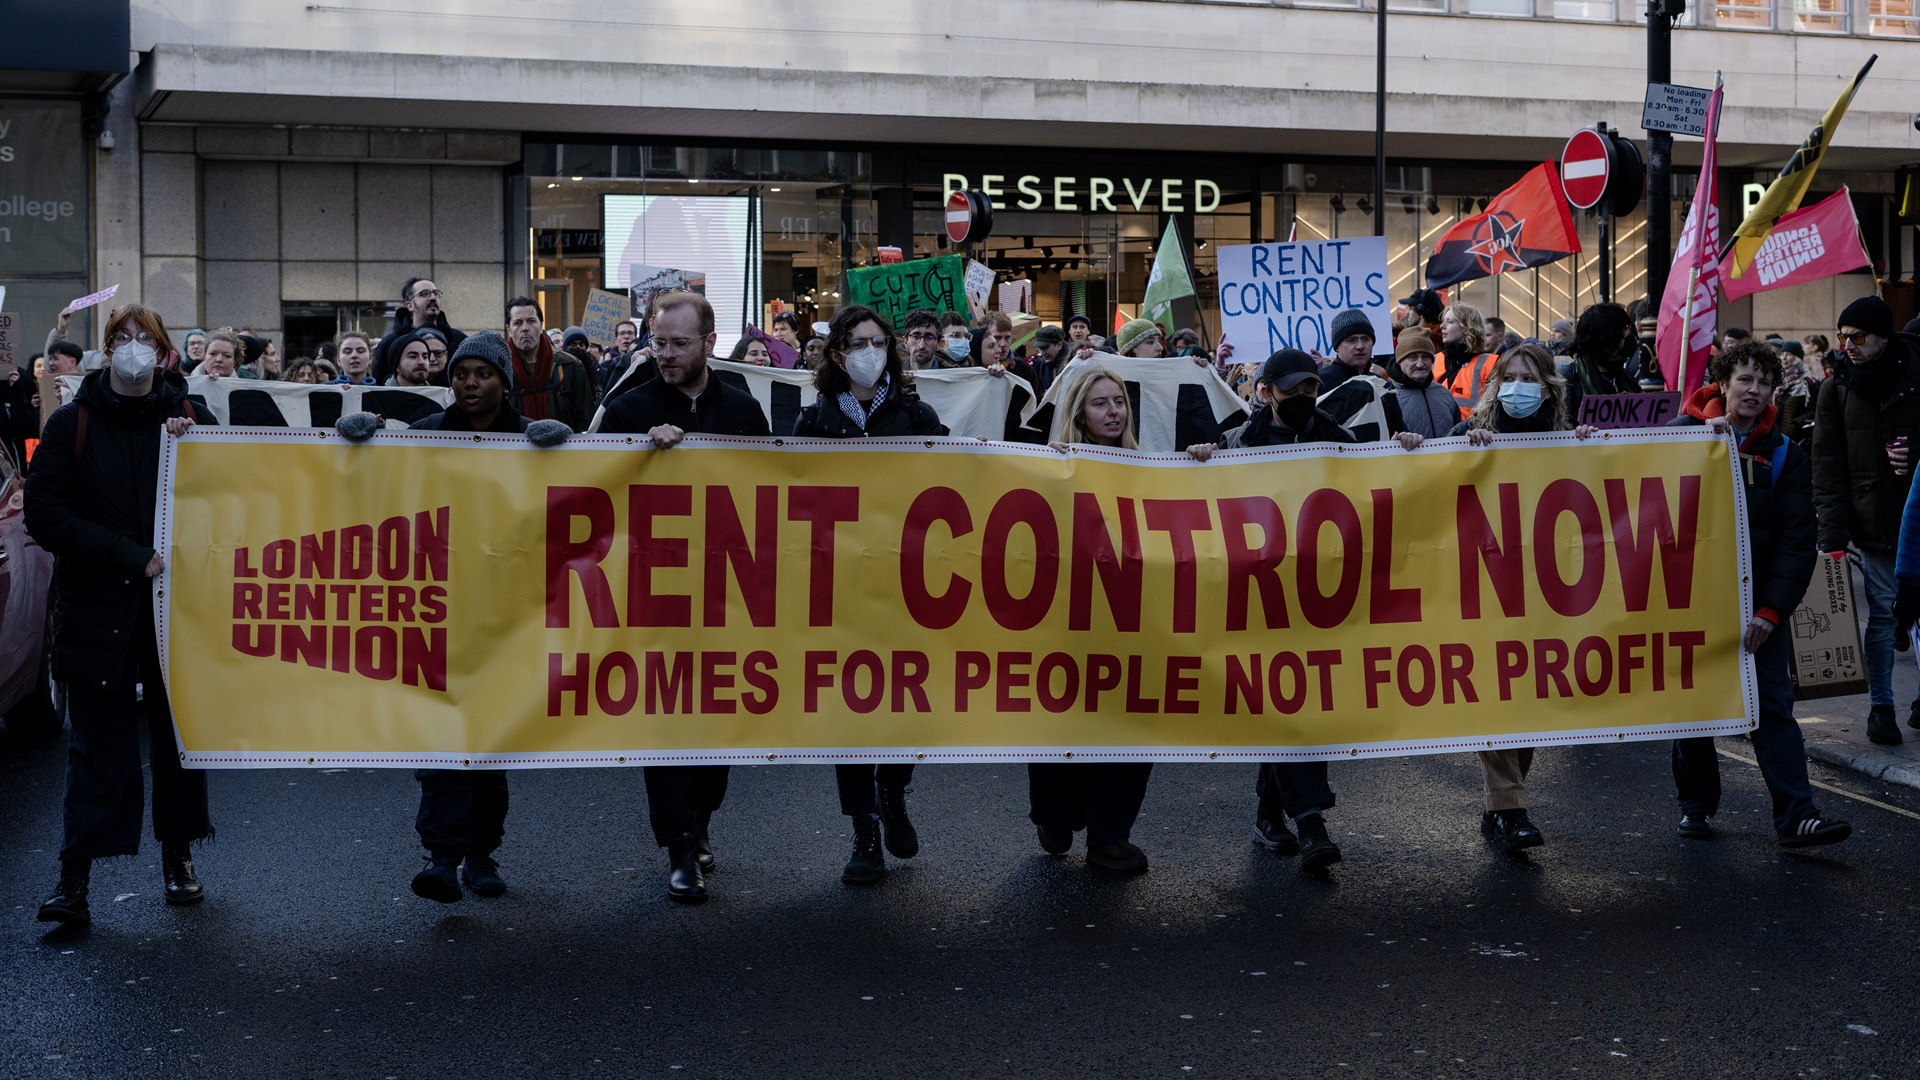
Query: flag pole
1675 266 1700 392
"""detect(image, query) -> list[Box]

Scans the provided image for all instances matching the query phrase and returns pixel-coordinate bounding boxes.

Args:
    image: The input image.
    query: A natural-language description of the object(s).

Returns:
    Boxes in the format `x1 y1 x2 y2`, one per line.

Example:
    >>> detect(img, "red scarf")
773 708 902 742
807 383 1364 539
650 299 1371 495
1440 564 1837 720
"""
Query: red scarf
1683 384 1777 454
512 336 558 421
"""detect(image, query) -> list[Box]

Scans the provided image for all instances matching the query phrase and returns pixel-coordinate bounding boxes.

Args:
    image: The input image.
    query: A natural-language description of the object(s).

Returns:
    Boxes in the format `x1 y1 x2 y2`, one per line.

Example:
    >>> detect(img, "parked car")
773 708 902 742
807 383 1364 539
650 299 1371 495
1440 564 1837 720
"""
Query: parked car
0 442 58 738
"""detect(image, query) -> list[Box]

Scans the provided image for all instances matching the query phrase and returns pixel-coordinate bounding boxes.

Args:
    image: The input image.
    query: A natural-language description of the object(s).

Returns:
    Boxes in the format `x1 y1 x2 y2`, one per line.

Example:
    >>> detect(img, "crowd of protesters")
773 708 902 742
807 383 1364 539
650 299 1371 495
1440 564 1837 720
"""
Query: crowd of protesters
22 267 1912 928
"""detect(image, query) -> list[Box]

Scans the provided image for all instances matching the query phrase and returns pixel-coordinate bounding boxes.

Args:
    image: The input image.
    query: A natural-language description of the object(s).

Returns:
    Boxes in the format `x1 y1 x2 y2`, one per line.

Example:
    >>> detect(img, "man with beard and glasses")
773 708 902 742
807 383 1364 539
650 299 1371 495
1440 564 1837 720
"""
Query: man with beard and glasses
595 292 771 905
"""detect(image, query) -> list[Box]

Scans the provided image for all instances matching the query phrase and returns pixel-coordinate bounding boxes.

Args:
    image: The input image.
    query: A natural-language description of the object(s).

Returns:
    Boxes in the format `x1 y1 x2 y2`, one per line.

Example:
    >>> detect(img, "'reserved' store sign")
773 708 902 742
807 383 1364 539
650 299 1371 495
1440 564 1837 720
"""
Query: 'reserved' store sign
943 173 1223 214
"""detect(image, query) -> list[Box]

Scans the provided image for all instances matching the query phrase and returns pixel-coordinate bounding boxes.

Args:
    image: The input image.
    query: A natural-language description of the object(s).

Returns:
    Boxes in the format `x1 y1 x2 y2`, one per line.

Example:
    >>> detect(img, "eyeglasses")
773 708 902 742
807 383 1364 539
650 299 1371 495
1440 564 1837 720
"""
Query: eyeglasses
654 336 705 353
109 331 156 347
844 335 890 350
410 288 442 300
1837 331 1871 346
905 331 938 342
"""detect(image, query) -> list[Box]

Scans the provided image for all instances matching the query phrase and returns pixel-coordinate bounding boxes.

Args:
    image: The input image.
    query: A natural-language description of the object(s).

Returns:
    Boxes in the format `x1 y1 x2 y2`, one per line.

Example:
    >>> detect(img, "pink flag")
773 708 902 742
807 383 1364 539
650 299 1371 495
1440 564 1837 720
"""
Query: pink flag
1720 188 1870 301
1656 84 1724 393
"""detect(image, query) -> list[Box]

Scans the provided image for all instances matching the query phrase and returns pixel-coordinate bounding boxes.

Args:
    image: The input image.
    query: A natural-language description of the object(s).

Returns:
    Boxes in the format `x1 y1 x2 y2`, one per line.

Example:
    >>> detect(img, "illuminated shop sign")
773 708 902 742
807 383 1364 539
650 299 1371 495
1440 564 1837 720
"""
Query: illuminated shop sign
942 173 1223 214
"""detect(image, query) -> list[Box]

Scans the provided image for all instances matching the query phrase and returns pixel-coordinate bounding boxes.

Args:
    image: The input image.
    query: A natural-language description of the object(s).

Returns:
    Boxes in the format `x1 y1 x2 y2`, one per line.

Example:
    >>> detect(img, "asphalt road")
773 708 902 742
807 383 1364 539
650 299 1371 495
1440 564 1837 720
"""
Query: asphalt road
4 725 1917 1078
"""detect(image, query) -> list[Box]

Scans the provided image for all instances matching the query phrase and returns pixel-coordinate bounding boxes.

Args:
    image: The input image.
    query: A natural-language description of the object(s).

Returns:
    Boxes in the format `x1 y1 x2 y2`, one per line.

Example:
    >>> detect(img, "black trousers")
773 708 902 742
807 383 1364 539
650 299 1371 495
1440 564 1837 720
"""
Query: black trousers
414 770 509 860
1255 762 1337 819
61 624 211 861
835 763 914 816
1027 762 1152 845
645 764 729 847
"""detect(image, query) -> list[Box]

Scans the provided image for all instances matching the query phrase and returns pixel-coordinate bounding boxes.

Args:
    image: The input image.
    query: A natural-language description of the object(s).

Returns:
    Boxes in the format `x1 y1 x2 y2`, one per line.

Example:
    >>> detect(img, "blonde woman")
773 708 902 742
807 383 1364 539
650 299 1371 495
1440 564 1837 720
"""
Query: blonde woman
1034 365 1153 873
1446 343 1594 852
1049 364 1139 450
1439 302 1498 413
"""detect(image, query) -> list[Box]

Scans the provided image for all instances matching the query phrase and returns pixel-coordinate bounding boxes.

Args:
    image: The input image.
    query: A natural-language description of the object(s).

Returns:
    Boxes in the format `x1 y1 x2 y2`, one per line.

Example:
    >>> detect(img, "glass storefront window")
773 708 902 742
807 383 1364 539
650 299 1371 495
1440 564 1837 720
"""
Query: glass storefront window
524 142 872 356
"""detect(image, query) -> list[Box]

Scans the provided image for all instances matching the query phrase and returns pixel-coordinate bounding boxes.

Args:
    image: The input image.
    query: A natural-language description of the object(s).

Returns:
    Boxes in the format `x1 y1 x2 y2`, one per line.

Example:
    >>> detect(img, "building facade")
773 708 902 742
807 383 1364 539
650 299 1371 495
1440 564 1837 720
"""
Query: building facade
5 0 1919 360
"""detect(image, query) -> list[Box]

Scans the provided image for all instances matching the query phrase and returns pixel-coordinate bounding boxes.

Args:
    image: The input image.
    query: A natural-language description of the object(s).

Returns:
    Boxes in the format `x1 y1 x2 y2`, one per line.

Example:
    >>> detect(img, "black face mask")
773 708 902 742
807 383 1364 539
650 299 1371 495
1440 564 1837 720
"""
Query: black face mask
1274 393 1317 432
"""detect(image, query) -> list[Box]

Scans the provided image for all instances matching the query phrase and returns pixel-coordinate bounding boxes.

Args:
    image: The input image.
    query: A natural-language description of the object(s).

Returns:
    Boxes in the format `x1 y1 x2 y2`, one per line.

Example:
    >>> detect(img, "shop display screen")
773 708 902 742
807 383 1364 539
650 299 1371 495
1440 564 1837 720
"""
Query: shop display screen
603 193 760 357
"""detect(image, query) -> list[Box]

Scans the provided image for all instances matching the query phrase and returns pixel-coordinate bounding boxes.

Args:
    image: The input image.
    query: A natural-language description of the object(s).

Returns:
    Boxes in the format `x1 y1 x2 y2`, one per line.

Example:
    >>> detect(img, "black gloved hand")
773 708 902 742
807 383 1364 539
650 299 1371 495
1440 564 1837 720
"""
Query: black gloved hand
1895 582 1920 647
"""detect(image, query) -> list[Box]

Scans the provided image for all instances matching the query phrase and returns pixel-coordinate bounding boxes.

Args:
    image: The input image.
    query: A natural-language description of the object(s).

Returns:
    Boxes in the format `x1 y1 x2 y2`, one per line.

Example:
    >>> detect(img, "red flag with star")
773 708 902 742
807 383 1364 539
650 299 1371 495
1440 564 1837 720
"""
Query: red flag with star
1423 162 1582 290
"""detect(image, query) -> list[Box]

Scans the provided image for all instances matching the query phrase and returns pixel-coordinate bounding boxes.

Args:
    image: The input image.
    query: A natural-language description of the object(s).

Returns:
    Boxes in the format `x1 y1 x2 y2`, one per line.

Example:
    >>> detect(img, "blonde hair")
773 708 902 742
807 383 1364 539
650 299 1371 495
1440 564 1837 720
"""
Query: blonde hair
1466 343 1570 432
1051 367 1139 449
1444 302 1487 354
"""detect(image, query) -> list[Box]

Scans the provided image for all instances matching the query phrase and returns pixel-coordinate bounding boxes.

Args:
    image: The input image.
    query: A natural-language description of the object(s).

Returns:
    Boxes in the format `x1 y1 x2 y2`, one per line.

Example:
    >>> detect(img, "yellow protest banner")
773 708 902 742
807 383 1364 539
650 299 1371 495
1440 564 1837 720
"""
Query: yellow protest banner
157 429 1754 768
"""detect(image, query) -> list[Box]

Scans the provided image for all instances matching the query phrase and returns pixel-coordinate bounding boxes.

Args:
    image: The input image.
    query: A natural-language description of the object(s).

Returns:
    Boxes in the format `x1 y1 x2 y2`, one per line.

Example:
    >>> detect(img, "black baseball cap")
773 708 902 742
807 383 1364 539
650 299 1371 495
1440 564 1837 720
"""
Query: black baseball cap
1399 289 1444 322
1259 348 1320 392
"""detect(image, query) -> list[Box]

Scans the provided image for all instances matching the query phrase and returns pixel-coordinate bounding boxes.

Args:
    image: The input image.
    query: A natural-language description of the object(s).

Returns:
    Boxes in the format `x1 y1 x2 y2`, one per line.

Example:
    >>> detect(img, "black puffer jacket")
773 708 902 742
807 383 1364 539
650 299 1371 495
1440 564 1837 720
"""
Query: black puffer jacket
24 368 217 689
1670 394 1815 618
1811 334 1920 553
794 383 947 438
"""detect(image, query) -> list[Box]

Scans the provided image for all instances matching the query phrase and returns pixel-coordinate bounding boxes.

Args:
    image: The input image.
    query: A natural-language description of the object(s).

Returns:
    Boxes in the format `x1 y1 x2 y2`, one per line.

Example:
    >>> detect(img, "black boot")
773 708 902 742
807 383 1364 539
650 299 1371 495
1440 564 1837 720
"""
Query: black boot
1868 704 1903 746
162 844 205 906
878 786 919 859
1252 800 1300 854
37 858 91 925
461 853 507 897
667 834 708 904
842 814 886 884
411 856 462 904
1296 814 1342 873
693 814 716 874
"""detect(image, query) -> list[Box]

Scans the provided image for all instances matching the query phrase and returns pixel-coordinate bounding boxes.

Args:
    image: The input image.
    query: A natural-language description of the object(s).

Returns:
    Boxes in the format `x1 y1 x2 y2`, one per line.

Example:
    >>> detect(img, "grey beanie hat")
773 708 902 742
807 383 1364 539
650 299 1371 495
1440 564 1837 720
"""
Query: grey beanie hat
1328 308 1375 350
449 330 514 388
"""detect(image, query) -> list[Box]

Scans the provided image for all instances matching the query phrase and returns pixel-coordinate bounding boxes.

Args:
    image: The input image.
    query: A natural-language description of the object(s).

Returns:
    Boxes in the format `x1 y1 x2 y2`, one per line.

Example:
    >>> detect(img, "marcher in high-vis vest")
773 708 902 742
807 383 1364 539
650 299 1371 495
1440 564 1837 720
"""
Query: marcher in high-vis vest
1439 302 1499 417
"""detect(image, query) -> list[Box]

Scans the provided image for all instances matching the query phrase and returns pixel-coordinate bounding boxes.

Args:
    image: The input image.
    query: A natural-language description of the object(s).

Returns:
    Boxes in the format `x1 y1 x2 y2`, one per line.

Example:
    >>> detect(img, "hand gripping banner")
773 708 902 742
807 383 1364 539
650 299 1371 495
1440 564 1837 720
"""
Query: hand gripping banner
155 428 1754 768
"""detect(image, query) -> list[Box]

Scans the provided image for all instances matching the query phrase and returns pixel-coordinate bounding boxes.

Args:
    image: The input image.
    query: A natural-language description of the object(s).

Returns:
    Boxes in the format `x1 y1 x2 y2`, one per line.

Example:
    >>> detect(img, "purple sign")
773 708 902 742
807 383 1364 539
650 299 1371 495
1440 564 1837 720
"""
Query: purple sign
1577 392 1682 430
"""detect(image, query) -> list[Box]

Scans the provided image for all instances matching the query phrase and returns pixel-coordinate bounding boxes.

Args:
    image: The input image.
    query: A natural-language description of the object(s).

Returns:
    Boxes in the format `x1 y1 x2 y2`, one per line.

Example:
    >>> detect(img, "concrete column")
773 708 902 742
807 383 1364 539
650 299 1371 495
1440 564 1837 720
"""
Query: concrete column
94 76 142 326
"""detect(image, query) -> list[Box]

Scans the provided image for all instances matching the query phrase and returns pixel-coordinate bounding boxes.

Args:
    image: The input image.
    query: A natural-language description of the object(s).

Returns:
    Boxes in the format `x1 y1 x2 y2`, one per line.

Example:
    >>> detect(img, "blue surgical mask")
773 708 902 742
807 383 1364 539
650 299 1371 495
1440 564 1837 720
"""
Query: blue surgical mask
944 338 972 361
1497 381 1544 418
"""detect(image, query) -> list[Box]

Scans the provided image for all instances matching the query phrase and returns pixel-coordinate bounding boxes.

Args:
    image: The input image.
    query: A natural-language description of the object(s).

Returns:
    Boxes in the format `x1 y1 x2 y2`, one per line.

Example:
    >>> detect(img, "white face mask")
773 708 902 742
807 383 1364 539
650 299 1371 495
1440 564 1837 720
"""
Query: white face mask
112 340 158 382
844 345 888 388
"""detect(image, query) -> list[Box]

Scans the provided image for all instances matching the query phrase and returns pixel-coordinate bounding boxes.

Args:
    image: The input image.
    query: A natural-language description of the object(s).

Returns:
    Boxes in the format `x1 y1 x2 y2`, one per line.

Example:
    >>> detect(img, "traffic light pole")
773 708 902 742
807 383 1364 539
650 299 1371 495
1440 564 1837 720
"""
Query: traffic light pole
1646 0 1682 309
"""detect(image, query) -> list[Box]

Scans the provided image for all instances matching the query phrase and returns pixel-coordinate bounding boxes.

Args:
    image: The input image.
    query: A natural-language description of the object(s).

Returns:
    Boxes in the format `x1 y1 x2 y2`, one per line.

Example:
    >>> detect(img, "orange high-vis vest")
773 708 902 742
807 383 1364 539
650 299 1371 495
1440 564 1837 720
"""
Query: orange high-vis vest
1445 352 1501 418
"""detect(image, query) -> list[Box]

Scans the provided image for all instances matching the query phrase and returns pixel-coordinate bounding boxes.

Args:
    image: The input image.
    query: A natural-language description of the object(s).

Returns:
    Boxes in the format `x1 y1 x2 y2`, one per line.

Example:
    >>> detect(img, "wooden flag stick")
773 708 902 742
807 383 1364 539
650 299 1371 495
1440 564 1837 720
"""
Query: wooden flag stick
1674 267 1701 392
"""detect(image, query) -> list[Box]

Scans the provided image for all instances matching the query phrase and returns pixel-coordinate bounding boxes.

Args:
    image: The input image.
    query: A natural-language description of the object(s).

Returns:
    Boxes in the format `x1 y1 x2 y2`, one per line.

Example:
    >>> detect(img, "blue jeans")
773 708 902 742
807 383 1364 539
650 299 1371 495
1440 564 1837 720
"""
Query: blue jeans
1859 550 1898 707
1672 621 1817 834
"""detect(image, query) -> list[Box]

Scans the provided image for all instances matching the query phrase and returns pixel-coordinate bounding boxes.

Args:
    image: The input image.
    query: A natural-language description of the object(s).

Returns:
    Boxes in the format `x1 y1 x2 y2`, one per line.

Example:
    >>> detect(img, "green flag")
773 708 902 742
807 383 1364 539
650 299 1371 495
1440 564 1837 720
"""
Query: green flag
1141 218 1195 331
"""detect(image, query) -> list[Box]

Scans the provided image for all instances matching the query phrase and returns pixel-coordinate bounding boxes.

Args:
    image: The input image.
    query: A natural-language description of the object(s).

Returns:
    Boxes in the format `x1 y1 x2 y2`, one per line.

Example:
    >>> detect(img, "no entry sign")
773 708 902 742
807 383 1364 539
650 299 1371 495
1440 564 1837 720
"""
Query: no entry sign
1561 129 1613 211
945 189 993 245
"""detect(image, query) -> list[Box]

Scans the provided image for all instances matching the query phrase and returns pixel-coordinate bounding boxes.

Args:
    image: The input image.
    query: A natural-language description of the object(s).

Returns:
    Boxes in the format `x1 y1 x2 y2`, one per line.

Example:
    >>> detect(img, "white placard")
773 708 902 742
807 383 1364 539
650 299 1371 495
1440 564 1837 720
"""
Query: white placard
1215 237 1391 359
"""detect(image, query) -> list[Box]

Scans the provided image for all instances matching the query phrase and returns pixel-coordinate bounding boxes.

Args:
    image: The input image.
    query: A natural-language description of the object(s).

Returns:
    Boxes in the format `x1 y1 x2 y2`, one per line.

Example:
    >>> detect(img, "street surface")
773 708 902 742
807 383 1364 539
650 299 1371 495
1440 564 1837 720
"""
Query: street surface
4 724 1918 1078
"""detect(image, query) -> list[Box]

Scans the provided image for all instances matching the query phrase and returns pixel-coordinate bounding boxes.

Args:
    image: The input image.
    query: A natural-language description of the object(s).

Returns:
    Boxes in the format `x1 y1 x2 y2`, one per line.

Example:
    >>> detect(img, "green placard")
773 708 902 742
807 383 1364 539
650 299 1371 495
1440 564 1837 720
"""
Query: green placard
846 255 966 330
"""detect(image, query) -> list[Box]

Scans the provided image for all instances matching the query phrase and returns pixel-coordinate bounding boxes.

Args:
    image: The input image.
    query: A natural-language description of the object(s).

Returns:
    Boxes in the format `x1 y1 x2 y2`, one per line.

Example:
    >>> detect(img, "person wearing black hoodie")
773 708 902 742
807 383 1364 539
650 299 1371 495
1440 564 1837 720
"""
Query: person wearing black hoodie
794 305 945 886
1669 339 1849 848
1187 348 1354 875
25 304 218 926
334 331 572 904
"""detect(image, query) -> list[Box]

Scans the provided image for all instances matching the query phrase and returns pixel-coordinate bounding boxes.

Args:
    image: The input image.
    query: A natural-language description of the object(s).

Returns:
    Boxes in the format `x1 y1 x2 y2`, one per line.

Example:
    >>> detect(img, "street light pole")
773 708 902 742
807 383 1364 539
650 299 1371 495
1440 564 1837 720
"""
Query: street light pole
1375 0 1387 239
1646 0 1683 308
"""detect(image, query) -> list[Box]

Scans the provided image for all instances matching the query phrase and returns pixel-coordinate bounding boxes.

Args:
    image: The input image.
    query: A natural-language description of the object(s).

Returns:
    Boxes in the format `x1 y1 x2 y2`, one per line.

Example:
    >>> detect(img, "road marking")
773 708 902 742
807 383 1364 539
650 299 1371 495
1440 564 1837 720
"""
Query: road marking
1718 747 1920 822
